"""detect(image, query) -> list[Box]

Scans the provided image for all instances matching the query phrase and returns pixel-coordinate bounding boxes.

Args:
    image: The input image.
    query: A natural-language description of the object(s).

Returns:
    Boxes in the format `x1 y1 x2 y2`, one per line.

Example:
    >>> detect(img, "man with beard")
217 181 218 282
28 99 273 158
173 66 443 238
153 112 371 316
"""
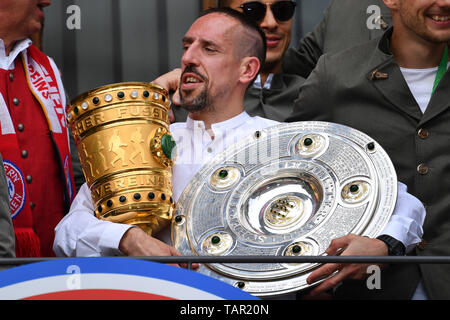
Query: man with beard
54 9 425 299
289 0 450 299
53 8 278 257
171 0 305 123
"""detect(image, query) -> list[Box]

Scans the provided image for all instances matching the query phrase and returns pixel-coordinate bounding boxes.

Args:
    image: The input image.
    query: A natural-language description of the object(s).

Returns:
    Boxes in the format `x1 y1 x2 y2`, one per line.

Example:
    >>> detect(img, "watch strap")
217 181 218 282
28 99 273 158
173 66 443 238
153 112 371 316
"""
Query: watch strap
376 235 406 256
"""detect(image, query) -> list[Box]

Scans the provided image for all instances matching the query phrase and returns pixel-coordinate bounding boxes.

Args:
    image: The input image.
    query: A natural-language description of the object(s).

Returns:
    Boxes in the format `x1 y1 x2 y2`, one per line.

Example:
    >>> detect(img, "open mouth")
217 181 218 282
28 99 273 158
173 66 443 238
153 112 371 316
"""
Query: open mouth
184 76 202 84
181 72 205 91
431 15 450 22
428 14 450 23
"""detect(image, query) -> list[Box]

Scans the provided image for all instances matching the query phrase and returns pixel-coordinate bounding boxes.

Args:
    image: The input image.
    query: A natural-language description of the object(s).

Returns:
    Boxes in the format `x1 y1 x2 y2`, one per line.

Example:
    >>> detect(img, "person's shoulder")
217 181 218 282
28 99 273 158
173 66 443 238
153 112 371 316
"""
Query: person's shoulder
322 36 380 65
315 36 381 79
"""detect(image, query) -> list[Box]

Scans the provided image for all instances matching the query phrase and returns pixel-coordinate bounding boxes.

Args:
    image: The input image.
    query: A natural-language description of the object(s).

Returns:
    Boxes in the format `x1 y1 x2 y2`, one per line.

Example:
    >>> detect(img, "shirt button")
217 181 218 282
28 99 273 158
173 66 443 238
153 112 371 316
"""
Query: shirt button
13 98 20 106
17 124 24 132
30 201 36 210
207 147 213 153
21 150 28 158
418 128 429 139
417 164 429 175
9 73 14 81
26 175 33 184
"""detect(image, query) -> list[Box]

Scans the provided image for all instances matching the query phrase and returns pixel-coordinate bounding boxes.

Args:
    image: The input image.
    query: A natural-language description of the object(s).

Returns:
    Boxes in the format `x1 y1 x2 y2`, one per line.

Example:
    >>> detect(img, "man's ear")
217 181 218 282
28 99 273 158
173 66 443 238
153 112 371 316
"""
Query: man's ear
239 56 260 86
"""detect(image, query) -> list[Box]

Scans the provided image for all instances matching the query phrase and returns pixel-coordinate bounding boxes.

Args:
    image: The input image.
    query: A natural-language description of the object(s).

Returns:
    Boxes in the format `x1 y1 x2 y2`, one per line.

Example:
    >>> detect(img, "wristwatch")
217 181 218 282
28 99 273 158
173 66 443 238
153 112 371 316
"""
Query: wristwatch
376 235 406 256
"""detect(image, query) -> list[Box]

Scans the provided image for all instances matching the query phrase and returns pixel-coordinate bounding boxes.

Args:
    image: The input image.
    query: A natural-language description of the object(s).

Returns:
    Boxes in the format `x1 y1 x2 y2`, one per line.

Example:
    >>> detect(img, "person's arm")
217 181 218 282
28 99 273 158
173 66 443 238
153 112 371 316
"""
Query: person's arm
53 183 132 257
287 54 332 123
282 3 330 78
376 181 425 253
53 183 185 258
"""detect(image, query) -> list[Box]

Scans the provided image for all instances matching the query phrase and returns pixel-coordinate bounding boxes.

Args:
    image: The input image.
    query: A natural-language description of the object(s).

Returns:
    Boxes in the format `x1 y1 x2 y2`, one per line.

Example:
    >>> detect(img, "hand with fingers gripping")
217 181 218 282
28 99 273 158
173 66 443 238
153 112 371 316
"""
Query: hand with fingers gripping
305 234 388 297
119 227 198 269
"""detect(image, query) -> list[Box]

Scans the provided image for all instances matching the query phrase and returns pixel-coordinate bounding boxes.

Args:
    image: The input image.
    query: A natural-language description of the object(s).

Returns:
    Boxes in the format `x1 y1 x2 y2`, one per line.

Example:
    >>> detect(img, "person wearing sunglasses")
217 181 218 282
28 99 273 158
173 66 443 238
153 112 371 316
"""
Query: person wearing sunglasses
230 0 296 85
225 0 305 124
171 0 304 123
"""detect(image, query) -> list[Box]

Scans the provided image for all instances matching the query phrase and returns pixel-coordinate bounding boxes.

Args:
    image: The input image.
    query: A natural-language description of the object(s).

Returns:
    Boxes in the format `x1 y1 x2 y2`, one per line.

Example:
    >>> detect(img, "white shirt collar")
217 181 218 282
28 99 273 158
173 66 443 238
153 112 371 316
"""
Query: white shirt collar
253 73 274 89
186 111 251 133
0 38 32 70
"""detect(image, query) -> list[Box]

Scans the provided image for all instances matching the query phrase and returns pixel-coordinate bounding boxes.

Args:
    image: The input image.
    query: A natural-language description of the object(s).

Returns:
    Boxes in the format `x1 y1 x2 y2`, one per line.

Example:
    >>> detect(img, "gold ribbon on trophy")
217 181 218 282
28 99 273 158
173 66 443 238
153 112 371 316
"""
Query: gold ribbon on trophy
68 82 176 235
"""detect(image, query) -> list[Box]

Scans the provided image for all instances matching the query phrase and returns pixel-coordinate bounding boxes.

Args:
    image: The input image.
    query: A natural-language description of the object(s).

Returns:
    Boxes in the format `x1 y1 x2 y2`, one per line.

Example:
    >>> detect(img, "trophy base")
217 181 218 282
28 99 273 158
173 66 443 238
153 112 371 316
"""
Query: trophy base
100 207 173 236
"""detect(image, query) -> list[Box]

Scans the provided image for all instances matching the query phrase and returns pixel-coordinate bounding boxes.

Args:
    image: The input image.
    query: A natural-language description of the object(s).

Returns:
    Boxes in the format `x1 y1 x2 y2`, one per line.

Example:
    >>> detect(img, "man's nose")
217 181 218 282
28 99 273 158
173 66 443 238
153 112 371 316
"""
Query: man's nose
181 45 200 67
259 5 279 30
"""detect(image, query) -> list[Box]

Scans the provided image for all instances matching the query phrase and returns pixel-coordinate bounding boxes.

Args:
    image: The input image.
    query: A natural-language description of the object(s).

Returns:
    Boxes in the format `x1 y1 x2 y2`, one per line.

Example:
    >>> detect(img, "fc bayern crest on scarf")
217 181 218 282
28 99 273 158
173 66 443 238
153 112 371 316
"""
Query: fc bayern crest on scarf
3 160 26 219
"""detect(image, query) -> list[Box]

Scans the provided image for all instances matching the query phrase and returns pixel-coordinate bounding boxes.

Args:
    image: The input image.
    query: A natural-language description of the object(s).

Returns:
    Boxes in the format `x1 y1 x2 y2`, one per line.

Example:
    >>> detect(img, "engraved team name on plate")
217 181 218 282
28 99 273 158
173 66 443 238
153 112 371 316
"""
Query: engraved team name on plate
172 121 397 297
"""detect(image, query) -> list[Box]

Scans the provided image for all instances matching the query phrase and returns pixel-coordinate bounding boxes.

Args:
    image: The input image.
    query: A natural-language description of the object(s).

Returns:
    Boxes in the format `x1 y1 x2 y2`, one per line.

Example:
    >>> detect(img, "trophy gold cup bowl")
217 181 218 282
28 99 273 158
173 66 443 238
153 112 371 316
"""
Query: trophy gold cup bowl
68 82 176 235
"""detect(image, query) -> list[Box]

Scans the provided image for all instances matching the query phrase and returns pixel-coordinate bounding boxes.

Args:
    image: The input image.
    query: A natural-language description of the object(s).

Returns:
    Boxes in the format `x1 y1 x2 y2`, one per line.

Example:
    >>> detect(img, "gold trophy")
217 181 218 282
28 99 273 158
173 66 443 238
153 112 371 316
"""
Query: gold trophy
68 82 176 235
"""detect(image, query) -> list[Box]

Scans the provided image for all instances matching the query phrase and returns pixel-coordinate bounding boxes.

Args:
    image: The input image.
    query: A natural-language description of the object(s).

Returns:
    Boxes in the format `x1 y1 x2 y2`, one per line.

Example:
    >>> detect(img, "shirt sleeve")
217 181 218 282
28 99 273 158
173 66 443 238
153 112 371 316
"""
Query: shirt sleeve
377 182 425 253
53 183 133 257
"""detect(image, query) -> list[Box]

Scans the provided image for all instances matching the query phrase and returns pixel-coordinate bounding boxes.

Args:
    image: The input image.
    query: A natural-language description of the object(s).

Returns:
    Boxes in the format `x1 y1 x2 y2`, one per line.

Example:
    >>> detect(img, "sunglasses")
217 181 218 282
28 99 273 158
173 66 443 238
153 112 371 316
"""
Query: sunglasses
238 1 297 22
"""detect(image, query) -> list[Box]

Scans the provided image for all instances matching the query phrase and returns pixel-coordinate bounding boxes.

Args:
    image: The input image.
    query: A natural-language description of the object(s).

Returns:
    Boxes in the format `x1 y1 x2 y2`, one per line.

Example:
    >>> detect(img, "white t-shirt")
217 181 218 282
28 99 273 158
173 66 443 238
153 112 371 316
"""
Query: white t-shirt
400 62 450 114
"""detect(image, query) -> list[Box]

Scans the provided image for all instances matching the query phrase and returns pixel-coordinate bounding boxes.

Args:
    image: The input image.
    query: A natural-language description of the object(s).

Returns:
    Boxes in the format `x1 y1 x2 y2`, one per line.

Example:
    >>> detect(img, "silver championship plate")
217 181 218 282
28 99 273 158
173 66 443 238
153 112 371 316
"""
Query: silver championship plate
171 121 397 297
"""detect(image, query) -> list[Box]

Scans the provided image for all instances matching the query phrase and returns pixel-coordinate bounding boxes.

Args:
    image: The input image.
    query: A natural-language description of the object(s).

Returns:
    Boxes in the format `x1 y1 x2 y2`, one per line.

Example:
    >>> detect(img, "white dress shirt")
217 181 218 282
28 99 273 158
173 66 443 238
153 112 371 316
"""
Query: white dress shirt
53 112 425 257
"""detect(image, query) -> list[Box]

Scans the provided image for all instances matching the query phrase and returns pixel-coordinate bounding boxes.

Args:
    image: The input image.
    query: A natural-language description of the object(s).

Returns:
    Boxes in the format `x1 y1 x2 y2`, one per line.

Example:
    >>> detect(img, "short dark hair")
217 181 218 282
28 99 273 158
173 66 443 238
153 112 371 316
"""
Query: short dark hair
199 7 266 72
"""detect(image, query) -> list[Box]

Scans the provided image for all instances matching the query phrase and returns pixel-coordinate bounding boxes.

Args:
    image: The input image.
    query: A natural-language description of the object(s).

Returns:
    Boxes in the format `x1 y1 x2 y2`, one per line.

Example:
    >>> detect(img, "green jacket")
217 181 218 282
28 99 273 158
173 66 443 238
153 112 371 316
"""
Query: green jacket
243 73 305 122
283 0 392 78
288 28 450 299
